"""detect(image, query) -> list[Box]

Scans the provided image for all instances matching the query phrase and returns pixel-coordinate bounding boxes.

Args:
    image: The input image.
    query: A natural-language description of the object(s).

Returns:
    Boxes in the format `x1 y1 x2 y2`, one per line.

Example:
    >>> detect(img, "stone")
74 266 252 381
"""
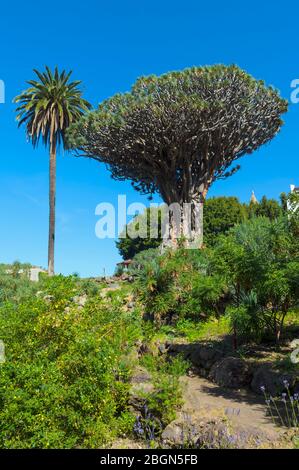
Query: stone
251 366 297 396
130 366 152 385
189 344 225 370
167 342 225 370
129 366 154 412
72 294 88 307
158 343 167 355
209 357 252 389
161 410 279 449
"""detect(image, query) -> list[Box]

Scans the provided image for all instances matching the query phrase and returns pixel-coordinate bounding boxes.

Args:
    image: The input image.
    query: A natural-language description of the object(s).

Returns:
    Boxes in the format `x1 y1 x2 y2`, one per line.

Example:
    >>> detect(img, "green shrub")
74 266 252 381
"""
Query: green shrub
0 263 38 305
0 276 142 448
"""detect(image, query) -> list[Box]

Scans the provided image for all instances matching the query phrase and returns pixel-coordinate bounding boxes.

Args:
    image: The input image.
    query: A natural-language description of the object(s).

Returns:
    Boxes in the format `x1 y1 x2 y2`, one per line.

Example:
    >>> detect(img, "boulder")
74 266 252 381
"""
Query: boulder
189 344 225 370
167 342 225 370
251 366 296 396
209 357 252 389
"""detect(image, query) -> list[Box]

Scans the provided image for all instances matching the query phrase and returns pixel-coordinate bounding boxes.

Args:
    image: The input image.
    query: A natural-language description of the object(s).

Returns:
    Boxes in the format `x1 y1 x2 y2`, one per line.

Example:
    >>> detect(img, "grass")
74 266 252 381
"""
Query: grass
171 316 231 342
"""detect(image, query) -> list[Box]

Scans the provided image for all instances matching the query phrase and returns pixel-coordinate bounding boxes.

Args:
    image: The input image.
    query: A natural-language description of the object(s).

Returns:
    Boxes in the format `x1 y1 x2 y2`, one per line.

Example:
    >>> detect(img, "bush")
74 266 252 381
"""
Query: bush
214 216 299 344
133 214 299 345
0 263 37 305
0 276 142 448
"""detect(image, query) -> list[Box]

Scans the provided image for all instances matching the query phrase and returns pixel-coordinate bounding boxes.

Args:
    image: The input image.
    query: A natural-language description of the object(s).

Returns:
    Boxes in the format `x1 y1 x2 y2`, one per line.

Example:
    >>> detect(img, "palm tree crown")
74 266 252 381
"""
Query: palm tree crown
14 66 91 148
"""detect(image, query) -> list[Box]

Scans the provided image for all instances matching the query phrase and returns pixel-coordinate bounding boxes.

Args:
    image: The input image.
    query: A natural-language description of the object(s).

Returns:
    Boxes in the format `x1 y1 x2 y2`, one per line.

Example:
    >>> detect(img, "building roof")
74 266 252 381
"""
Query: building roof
117 259 132 266
250 190 258 204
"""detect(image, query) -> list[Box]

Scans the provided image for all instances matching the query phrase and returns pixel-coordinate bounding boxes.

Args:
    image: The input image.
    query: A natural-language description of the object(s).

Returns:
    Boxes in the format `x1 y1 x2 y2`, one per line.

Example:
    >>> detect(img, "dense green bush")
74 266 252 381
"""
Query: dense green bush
134 211 299 344
213 216 299 343
0 276 142 448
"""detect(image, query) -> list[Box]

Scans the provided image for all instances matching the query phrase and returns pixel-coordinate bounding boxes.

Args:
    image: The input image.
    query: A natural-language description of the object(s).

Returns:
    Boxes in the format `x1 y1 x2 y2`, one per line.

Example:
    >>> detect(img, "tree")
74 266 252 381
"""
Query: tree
68 65 287 248
14 67 91 275
116 206 163 259
204 196 247 246
212 216 299 344
117 196 247 259
247 195 283 220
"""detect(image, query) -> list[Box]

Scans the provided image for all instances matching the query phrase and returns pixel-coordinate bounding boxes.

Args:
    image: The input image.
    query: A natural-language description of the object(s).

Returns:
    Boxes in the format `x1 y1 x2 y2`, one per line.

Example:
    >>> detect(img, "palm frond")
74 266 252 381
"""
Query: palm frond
14 66 92 150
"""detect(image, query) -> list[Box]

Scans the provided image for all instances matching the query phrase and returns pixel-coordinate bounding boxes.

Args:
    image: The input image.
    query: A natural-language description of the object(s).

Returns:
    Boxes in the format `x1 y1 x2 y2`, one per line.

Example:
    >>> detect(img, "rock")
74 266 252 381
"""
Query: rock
43 294 54 303
137 340 163 357
129 382 155 411
167 342 225 370
161 410 279 449
209 357 252 389
251 366 296 396
130 366 152 385
136 341 150 356
129 366 154 412
189 344 225 370
158 343 167 355
72 294 88 307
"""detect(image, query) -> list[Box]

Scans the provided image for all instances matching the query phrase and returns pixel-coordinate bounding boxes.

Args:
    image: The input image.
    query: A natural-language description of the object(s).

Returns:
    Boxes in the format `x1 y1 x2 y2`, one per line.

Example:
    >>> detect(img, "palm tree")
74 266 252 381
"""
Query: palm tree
14 67 91 276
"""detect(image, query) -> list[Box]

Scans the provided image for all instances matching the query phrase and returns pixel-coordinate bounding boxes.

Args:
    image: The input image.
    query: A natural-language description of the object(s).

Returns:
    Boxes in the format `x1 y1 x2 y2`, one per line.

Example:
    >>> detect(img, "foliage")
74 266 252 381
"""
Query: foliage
0 275 141 448
135 258 175 325
247 196 283 220
133 210 299 345
204 197 247 246
226 291 264 343
213 216 299 343
14 67 91 150
68 65 287 209
261 381 299 428
116 195 286 260
134 248 211 325
117 207 164 259
137 354 189 439
128 248 160 276
0 262 37 305
174 317 230 342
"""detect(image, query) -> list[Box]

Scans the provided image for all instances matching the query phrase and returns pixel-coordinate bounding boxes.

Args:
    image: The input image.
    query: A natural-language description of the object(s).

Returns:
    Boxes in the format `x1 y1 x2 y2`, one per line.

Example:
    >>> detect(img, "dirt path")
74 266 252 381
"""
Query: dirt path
180 375 283 437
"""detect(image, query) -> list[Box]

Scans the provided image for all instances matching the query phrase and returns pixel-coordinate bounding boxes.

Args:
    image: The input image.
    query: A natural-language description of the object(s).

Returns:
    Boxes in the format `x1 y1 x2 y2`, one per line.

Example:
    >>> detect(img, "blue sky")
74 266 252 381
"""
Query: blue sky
0 0 298 276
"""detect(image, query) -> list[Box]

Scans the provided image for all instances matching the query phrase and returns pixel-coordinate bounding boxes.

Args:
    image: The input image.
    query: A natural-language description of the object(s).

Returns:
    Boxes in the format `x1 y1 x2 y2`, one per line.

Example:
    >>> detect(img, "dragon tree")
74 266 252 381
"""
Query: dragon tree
67 65 288 248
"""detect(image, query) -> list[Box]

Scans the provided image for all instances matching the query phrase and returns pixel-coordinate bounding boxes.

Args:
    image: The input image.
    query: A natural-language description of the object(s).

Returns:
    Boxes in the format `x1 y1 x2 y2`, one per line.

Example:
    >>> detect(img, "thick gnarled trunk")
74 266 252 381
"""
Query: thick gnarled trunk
160 185 206 252
48 141 56 276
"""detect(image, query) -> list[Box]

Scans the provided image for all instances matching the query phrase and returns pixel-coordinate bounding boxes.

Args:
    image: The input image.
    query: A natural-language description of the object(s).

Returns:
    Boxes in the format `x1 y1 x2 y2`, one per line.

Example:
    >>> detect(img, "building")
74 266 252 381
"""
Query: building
29 266 47 282
250 190 258 204
5 265 47 282
288 184 299 212
116 259 132 272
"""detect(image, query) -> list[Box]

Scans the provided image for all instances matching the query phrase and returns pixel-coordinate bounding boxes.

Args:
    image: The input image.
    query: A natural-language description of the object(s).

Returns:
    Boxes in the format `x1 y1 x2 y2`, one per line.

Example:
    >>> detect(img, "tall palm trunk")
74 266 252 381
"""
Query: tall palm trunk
48 140 56 276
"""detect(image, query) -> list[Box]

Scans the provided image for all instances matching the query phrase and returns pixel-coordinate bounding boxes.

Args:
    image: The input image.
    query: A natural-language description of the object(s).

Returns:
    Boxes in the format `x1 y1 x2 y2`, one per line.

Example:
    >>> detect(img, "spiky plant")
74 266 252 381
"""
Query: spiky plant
14 67 91 275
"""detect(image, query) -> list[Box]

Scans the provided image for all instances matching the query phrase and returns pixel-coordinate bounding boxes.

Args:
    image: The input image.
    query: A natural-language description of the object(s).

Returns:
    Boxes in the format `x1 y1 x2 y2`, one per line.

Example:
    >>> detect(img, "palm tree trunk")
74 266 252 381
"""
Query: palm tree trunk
48 141 56 276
